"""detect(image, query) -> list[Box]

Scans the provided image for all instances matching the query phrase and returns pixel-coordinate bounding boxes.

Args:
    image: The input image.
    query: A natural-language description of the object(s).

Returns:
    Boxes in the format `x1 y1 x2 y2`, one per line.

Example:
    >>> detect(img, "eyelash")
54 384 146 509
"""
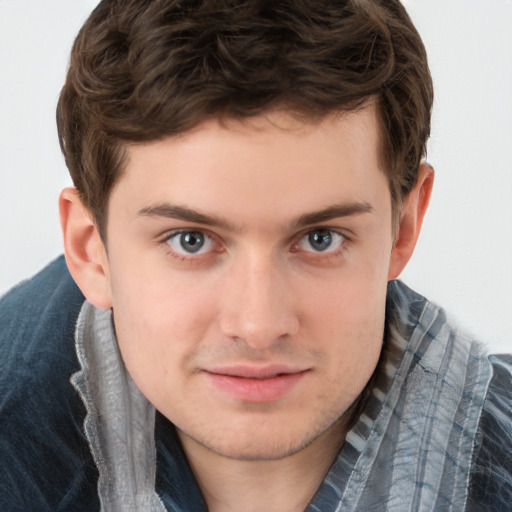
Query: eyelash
160 227 350 263
162 230 223 263
290 229 348 257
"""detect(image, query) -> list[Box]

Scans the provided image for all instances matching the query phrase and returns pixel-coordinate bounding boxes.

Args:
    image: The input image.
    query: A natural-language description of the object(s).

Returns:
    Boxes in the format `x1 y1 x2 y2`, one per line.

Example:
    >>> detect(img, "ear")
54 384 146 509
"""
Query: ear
388 163 434 280
59 187 113 309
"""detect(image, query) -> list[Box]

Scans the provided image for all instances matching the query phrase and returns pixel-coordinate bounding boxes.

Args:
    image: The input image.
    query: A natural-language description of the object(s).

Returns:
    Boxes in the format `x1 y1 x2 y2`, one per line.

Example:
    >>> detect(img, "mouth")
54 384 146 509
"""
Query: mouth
203 365 310 402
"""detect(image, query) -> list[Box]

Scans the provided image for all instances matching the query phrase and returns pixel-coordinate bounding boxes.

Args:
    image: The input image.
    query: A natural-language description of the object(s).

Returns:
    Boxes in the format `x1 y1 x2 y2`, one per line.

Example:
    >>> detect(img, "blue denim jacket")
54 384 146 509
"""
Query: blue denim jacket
1 257 511 511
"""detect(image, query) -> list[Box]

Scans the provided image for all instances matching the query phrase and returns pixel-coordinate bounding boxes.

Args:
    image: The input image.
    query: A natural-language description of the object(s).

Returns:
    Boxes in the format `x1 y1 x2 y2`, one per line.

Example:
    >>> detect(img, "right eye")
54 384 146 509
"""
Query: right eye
296 228 346 253
165 230 216 256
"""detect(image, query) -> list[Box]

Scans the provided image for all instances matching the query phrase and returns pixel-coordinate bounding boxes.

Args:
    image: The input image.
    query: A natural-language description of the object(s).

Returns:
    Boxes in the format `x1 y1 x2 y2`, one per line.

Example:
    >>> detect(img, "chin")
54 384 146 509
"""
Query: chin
196 437 311 462
180 411 346 462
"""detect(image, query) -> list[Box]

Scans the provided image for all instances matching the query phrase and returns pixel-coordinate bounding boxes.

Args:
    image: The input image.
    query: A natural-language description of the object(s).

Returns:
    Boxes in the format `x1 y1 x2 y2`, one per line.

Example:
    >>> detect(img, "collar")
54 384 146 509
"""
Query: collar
72 281 493 511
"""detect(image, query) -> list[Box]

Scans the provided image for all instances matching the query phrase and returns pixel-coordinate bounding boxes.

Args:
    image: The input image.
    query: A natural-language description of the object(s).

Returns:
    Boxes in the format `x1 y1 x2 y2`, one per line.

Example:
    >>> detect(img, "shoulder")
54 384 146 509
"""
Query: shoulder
386 281 512 509
0 256 85 388
0 255 84 339
0 257 99 510
468 354 512 511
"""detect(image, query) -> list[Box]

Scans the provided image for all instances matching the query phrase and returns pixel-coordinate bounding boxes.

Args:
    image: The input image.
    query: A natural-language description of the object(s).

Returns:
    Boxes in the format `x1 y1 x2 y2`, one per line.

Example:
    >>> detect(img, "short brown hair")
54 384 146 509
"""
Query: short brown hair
57 0 433 235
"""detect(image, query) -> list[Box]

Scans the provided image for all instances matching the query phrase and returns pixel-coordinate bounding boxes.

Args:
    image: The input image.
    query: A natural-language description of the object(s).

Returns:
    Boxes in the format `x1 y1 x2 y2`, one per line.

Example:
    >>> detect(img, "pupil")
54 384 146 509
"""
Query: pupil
309 230 332 251
180 232 204 253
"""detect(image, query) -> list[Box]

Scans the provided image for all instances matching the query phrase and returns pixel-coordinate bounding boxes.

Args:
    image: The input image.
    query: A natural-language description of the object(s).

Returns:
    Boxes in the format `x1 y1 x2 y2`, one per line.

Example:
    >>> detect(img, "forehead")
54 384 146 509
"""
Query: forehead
109 106 390 229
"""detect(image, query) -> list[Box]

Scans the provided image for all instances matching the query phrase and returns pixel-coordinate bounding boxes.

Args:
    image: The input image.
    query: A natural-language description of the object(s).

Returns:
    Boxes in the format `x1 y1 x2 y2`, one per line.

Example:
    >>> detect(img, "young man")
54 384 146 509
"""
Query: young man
0 1 510 511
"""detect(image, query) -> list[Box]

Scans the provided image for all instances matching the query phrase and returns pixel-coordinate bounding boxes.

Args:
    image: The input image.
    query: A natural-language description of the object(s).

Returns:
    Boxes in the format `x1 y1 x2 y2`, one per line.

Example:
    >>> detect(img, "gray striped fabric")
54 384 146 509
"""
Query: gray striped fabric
307 281 493 512
73 280 502 511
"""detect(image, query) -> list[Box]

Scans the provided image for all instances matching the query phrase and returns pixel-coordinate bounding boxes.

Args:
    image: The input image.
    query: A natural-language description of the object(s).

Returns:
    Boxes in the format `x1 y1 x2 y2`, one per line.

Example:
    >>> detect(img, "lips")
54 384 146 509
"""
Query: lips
203 365 309 402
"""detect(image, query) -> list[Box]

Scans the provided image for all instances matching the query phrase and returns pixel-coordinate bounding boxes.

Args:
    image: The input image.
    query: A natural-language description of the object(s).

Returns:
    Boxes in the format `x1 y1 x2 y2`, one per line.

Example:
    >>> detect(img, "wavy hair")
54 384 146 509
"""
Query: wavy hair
57 0 433 235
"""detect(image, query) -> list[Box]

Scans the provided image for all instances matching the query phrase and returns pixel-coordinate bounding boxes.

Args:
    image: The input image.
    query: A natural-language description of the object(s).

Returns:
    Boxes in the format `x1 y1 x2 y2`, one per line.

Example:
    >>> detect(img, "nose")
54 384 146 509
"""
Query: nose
219 254 300 350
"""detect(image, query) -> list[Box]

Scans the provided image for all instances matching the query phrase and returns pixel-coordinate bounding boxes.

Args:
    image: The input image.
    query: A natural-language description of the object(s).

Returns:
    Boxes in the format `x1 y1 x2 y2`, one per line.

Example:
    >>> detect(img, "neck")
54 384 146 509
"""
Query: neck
178 419 347 512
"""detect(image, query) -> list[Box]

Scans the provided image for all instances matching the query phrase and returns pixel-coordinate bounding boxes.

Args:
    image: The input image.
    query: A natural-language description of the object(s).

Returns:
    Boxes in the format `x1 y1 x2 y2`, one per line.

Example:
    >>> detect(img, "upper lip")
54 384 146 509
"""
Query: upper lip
204 365 310 379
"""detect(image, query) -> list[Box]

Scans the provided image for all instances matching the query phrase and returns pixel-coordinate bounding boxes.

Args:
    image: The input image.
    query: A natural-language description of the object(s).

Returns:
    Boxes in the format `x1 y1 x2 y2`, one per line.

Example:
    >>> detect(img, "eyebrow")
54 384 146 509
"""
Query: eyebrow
137 201 373 231
137 204 238 231
292 202 373 229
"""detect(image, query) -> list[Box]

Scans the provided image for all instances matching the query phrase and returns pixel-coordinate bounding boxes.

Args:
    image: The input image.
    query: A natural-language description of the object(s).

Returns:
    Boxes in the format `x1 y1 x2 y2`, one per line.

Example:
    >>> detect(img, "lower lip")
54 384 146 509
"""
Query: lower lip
204 371 308 402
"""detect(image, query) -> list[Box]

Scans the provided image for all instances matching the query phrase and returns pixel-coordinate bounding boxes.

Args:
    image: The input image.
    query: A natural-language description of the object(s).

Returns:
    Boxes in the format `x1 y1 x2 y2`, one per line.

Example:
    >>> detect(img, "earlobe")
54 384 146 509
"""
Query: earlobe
388 163 434 280
59 187 113 309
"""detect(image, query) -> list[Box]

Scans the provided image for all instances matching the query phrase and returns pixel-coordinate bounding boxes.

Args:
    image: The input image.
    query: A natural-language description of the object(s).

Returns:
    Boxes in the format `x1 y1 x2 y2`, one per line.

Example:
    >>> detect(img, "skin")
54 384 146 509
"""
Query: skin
61 105 433 512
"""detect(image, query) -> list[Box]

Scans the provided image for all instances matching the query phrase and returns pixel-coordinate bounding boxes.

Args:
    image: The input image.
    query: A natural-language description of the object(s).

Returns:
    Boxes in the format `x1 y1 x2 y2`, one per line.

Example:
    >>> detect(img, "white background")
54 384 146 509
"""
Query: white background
1 0 511 353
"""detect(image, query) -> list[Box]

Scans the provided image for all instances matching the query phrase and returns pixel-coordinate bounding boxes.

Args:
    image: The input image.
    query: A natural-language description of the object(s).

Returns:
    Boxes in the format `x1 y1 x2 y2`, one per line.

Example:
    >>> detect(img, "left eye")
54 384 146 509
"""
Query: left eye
166 231 215 255
297 229 345 253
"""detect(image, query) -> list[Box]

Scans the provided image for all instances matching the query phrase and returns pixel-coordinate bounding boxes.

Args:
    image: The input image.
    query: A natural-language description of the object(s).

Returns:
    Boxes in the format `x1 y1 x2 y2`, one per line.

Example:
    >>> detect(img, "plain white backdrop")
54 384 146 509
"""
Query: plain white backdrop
1 0 511 352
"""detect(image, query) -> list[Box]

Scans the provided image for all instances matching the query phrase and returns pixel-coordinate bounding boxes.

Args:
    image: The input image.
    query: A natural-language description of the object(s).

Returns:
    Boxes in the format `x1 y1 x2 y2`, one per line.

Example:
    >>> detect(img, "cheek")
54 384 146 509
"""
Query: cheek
309 280 386 361
107 258 221 377
108 275 218 417
304 244 389 323
301 252 388 377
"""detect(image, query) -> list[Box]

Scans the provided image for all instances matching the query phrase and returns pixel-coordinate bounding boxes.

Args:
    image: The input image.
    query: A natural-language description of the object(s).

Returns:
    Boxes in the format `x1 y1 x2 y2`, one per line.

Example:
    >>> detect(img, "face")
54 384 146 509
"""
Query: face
100 107 396 461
